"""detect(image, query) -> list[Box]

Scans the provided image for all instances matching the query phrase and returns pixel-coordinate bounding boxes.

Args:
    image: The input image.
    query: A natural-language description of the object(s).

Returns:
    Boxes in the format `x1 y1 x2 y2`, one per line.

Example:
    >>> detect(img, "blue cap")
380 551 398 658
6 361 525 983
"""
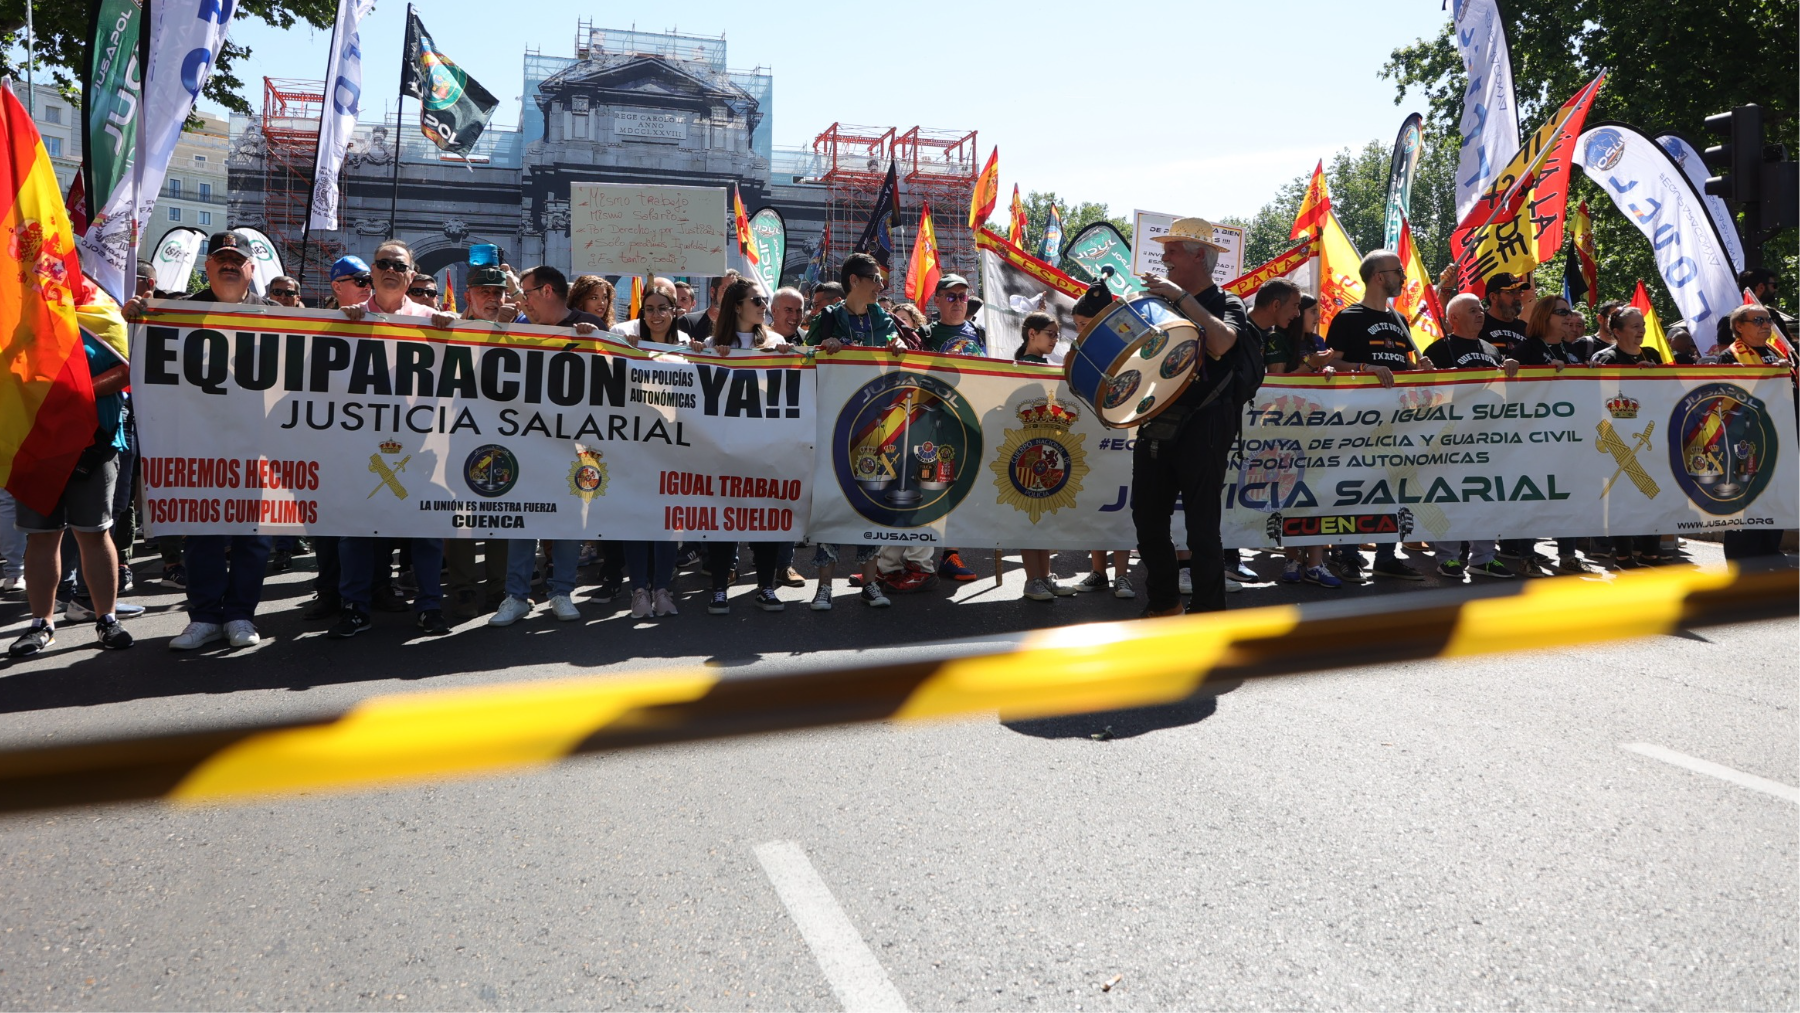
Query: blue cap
330 255 371 281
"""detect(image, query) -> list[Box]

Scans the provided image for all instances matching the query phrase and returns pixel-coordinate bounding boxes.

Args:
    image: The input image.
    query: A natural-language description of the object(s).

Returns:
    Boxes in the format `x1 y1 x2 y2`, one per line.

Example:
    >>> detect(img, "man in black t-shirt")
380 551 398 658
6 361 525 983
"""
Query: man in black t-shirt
1133 218 1253 616
1428 295 1519 581
1324 251 1432 580
1478 271 1530 357
1421 329 1518 372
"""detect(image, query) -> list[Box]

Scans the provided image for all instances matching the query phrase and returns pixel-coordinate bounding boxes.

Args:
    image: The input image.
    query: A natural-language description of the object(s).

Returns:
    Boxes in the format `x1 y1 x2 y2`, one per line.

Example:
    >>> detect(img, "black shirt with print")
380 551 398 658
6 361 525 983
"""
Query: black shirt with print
1422 336 1503 370
1589 345 1664 366
1479 312 1527 358
1511 336 1580 367
1326 304 1415 371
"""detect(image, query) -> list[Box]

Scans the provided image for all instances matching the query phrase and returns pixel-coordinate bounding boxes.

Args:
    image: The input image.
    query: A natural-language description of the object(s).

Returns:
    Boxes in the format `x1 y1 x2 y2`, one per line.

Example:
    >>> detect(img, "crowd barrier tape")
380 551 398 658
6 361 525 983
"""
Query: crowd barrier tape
0 561 1791 815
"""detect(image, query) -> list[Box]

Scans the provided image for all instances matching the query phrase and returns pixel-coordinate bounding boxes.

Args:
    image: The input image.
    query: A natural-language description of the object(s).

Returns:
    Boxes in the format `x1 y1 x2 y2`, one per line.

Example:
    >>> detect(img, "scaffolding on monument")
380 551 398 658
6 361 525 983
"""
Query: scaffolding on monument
261 78 342 302
811 123 979 295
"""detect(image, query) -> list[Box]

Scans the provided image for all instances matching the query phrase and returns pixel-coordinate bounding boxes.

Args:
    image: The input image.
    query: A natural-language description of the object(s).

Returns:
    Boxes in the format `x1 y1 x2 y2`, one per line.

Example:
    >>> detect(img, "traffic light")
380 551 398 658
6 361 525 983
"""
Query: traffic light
1703 105 1763 203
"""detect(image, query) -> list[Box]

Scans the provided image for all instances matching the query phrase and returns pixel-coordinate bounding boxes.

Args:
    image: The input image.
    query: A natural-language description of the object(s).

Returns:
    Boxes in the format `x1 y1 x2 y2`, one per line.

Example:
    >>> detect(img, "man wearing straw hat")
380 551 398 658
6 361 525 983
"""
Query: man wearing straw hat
1134 217 1253 617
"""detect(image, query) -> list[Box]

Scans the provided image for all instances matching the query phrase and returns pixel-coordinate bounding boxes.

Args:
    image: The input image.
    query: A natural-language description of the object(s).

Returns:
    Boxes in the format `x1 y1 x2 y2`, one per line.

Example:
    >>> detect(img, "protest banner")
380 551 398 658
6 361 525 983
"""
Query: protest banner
1221 368 1798 547
1131 210 1240 285
807 350 1136 550
569 183 727 276
130 304 812 541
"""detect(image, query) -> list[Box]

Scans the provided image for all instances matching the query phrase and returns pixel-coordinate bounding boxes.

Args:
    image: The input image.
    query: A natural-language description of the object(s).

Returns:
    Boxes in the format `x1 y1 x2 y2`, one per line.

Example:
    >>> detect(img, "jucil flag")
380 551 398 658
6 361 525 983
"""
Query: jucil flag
310 0 377 229
400 7 498 155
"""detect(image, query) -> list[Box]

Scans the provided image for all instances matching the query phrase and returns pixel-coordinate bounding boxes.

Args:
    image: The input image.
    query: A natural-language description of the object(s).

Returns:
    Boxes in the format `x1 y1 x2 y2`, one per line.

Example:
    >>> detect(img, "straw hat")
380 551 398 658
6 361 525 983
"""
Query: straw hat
1151 217 1230 252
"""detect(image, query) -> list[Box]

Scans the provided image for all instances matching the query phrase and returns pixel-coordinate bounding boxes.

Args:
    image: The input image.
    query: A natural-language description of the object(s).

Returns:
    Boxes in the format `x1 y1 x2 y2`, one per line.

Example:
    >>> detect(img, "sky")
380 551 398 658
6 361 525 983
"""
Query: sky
210 0 1450 221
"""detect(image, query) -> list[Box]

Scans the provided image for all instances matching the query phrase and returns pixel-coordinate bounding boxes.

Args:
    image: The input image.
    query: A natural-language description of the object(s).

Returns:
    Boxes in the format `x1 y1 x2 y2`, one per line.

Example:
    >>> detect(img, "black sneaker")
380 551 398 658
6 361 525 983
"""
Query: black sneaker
95 617 134 650
9 623 53 657
754 587 785 612
371 586 411 613
1371 557 1425 580
415 608 451 635
269 550 292 573
1333 552 1366 579
589 579 622 604
160 564 187 590
707 589 730 614
1469 560 1517 579
117 565 134 593
328 608 373 638
1437 559 1467 579
302 594 342 621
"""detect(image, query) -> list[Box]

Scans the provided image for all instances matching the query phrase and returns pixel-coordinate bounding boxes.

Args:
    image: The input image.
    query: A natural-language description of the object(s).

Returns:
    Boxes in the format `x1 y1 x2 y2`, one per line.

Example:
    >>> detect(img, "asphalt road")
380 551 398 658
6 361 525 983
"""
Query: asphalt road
0 542 1794 1010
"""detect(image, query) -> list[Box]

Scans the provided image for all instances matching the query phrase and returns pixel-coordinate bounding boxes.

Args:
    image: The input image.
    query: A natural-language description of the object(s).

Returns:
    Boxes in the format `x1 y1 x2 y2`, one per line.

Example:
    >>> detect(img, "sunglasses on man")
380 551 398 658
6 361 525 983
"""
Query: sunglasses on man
268 287 298 299
940 292 969 303
408 287 439 299
372 258 412 273
345 273 372 287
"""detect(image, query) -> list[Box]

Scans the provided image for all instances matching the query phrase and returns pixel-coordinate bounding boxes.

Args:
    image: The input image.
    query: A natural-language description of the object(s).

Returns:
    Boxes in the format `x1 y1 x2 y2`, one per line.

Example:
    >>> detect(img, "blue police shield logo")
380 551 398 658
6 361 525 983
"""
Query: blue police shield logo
464 444 520 498
1584 128 1627 172
1668 383 1777 515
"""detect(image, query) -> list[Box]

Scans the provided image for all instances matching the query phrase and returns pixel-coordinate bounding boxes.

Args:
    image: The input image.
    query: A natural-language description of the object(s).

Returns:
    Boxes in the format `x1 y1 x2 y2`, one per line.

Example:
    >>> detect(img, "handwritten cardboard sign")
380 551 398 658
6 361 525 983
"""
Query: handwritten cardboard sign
570 183 727 276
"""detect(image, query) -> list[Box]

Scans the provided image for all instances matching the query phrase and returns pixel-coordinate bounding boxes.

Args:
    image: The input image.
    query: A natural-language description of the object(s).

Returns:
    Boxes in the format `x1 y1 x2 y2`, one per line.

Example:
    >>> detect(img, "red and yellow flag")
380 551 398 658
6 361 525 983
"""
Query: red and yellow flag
1628 280 1673 363
1290 161 1330 240
733 184 758 265
628 275 644 321
904 203 941 305
1317 212 1367 342
1395 215 1445 351
1571 201 1598 307
1008 184 1028 248
969 146 999 228
0 82 94 515
440 269 458 313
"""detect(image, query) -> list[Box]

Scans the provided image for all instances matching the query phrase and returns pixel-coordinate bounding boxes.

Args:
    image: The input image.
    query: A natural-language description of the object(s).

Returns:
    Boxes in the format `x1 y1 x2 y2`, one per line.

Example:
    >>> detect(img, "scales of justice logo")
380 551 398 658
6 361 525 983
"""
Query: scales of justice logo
1668 382 1778 515
834 371 982 527
989 396 1089 523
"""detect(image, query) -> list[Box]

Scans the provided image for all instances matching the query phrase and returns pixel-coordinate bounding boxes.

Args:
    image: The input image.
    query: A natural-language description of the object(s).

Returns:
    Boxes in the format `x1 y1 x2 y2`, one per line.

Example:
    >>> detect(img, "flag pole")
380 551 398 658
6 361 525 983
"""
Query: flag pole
299 0 347 295
387 4 412 240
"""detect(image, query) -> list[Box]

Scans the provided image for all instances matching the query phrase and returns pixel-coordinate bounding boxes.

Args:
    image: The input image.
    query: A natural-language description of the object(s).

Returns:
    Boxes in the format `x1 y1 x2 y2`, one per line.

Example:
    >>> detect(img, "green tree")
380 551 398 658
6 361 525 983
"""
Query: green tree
0 0 336 114
1380 0 1798 320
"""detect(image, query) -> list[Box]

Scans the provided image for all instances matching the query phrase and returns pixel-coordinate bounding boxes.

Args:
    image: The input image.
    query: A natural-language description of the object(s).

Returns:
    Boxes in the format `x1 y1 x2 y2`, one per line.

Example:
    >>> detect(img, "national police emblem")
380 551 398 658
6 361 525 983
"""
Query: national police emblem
989 397 1089 523
567 447 608 503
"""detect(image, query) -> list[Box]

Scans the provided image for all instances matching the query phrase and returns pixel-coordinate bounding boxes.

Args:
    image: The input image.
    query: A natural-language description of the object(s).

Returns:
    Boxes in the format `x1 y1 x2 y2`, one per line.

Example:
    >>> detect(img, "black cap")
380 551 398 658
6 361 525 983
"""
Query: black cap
205 232 247 257
1486 271 1529 292
1072 277 1115 319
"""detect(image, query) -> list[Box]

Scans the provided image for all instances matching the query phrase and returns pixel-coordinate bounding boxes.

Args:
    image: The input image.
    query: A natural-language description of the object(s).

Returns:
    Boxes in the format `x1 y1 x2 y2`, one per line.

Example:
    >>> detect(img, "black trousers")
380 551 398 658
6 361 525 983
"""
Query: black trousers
708 541 780 591
1132 407 1236 613
1722 529 1783 559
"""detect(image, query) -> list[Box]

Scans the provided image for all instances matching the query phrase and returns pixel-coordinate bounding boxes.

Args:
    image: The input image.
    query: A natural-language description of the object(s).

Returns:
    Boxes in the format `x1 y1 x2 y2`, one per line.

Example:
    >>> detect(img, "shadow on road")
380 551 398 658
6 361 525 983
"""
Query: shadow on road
1001 679 1244 741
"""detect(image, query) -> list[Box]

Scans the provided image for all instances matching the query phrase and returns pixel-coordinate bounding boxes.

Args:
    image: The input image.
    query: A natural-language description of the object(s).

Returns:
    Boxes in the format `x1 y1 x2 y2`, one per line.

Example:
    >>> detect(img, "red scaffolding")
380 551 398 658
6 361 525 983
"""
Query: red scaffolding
261 78 342 302
811 122 979 297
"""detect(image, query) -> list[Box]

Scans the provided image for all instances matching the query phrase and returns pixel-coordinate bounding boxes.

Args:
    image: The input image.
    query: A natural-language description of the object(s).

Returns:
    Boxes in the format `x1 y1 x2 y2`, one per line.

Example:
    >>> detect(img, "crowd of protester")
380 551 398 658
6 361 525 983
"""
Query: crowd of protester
2 232 1792 656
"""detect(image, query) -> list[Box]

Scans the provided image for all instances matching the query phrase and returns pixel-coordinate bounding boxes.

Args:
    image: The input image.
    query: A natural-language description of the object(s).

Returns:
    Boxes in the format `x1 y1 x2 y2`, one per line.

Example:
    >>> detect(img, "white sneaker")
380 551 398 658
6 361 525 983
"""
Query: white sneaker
810 584 833 611
1 575 20 593
549 594 581 622
1023 578 1055 601
652 587 678 616
1113 575 1136 599
630 587 652 619
1177 568 1194 595
1049 578 1077 596
1225 577 1244 594
225 619 261 647
64 600 145 621
488 596 532 626
169 621 223 650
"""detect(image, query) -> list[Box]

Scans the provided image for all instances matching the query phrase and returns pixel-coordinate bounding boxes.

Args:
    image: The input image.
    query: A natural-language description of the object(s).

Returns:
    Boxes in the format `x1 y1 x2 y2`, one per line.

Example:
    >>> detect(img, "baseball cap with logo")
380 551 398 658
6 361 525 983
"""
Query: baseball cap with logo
1486 272 1531 291
205 231 248 259
330 255 372 281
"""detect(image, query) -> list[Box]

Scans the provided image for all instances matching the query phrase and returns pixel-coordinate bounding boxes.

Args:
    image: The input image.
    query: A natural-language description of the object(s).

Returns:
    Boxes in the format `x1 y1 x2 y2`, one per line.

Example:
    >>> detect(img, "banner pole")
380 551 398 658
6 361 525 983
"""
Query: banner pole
298 0 345 295
387 6 411 241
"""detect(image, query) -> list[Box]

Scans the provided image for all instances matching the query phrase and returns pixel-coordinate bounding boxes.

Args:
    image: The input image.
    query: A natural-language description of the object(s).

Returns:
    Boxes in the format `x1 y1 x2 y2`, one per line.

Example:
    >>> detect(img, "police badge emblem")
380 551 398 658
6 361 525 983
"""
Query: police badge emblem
989 397 1090 523
567 448 608 503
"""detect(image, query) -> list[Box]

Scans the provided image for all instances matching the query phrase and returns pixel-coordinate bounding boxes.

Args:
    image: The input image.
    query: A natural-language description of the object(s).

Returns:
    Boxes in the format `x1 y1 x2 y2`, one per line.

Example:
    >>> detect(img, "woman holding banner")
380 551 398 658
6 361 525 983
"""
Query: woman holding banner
569 276 617 329
1509 295 1593 574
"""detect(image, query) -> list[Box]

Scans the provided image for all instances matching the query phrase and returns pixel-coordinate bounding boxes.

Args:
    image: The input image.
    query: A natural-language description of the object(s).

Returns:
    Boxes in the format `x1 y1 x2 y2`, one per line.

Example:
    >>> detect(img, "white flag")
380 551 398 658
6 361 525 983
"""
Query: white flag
1451 0 1521 222
1656 134 1747 275
76 1 230 301
310 0 377 231
1577 125 1741 334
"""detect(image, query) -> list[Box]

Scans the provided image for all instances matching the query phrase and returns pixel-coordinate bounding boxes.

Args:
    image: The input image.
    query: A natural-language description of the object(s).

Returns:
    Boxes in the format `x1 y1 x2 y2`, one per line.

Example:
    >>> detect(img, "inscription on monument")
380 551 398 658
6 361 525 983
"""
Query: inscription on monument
615 109 686 142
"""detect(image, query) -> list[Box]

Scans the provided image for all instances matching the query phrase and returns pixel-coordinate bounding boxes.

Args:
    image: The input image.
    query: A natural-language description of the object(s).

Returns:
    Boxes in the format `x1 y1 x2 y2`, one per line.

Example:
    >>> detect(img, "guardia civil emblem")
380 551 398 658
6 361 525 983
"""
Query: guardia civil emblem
567 447 608 503
367 439 411 500
989 397 1089 523
1668 382 1777 515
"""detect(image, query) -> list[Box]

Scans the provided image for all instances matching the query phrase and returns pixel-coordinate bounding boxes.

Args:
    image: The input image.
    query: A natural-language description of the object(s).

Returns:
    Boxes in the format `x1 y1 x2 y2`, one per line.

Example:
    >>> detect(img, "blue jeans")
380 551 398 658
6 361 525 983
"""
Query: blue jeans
185 535 273 624
341 537 442 611
506 539 578 598
624 541 675 591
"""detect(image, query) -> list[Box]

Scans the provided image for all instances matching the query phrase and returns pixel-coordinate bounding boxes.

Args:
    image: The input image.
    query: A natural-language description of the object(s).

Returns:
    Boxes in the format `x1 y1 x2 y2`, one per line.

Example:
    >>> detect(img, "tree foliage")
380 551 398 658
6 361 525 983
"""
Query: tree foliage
0 0 336 114
1379 0 1798 318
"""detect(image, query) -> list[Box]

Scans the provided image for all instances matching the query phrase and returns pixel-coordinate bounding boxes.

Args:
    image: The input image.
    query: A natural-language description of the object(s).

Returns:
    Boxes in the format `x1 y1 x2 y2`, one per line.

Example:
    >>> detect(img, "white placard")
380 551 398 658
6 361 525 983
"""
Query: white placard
570 182 727 276
1210 223 1244 286
1129 209 1177 277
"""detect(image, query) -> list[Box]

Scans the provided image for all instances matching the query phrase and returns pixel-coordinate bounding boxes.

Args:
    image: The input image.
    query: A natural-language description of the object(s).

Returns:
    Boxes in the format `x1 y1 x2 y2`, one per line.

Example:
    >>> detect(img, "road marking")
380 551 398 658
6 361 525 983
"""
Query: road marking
1620 743 1800 803
754 841 908 1012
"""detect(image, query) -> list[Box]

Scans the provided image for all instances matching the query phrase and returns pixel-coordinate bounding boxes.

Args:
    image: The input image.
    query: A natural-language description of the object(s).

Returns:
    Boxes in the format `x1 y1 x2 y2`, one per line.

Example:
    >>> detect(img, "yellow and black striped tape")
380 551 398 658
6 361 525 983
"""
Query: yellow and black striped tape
0 561 1790 815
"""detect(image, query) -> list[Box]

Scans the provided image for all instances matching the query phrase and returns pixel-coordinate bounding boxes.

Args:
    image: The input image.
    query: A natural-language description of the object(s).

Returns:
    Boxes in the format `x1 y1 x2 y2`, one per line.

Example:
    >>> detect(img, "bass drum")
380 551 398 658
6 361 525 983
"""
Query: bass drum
1063 296 1202 429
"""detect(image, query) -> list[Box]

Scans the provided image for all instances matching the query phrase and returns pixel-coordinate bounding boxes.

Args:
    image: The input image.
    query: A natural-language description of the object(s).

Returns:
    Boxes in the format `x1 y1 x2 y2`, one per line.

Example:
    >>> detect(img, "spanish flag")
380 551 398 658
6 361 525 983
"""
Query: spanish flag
1571 201 1598 307
733 184 758 265
1008 184 1028 248
1290 161 1330 240
1395 216 1445 351
0 82 95 516
628 275 643 320
1628 279 1674 363
1316 212 1366 341
969 146 999 228
904 202 940 305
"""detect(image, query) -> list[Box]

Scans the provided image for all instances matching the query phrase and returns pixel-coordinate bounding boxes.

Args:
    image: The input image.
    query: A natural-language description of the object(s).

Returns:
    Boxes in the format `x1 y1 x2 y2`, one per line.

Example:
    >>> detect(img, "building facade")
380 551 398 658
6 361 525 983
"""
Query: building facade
145 112 231 254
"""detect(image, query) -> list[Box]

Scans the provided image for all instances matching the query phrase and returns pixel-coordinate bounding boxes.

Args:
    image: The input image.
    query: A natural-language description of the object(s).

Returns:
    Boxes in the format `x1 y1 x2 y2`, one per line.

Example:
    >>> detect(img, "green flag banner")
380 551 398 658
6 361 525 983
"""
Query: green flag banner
749 207 786 294
1060 222 1143 297
400 6 498 155
81 0 144 216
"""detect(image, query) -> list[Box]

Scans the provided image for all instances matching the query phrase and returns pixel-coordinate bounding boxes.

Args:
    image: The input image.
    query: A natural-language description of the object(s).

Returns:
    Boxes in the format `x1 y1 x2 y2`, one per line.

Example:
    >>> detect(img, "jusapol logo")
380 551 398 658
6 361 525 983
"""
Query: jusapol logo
1584 128 1627 172
1669 383 1777 515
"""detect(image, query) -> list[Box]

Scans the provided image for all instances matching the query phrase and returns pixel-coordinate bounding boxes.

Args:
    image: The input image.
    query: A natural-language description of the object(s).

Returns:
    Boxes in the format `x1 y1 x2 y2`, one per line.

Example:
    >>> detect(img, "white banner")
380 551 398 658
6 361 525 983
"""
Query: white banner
149 226 205 293
1129 209 1177 277
232 226 286 297
1656 133 1747 274
76 0 231 302
1577 125 1741 334
1451 0 1521 221
309 0 377 231
808 351 1136 550
130 305 814 540
1222 369 1798 546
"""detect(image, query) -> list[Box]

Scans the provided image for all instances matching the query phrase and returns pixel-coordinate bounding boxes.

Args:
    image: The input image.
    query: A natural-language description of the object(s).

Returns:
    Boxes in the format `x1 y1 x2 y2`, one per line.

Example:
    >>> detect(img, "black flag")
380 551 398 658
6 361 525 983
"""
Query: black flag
853 162 902 269
400 7 498 155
